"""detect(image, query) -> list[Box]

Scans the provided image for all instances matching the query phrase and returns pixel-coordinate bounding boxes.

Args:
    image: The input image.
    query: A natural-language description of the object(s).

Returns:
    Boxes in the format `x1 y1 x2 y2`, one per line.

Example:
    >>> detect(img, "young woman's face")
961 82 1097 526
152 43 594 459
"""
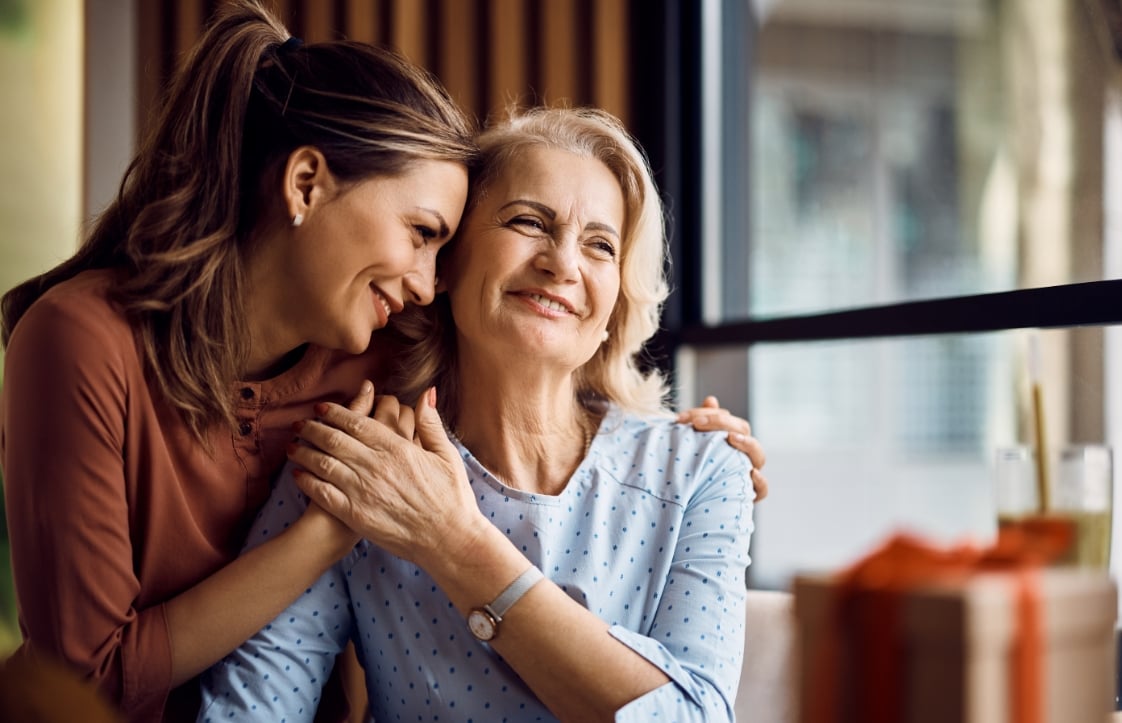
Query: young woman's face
284 159 468 355
444 146 624 373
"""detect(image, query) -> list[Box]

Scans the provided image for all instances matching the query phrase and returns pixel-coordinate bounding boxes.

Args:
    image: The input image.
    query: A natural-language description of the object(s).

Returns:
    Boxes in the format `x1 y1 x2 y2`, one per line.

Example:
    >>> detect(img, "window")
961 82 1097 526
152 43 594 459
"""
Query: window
632 0 1122 599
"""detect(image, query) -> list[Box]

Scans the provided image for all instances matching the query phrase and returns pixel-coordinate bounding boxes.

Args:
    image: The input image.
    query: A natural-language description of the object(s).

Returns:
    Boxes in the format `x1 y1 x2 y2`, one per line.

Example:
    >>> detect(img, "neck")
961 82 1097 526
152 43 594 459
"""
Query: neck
453 354 597 496
241 231 305 380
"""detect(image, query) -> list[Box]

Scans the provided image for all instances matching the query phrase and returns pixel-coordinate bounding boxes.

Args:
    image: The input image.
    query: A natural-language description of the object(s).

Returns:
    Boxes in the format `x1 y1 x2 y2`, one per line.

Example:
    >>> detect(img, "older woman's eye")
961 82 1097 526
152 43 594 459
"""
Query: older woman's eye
589 238 618 259
509 216 545 232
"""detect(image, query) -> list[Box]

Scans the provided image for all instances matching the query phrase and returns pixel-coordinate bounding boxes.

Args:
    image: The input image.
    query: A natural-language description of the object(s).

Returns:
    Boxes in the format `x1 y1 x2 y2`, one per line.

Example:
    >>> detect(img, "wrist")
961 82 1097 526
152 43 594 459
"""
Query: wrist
419 519 528 613
296 503 361 559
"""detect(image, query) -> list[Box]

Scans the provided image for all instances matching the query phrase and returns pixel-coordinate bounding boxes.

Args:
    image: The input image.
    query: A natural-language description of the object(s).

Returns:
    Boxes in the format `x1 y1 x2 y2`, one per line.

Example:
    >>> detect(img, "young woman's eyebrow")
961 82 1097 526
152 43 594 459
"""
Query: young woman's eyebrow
417 207 451 238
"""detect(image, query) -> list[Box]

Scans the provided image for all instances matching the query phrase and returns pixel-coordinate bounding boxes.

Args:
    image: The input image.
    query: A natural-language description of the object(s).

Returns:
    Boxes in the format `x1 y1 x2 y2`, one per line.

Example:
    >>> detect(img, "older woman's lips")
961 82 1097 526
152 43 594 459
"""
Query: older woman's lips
522 292 574 314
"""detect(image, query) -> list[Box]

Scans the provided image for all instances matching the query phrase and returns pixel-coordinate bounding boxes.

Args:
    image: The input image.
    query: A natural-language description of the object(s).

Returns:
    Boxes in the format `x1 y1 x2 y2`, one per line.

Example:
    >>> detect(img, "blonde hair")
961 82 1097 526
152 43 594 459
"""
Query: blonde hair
1 0 477 441
386 106 671 423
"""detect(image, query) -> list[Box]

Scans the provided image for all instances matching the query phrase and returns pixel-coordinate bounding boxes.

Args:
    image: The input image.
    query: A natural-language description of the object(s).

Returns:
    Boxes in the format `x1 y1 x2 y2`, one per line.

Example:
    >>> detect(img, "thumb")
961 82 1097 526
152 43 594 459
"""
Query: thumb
413 387 453 455
346 380 375 416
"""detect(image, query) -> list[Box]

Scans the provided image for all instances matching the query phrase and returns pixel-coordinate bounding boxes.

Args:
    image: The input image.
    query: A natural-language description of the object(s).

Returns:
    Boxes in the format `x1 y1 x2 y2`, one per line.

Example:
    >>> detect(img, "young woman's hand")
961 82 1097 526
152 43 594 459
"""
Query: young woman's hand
677 395 769 501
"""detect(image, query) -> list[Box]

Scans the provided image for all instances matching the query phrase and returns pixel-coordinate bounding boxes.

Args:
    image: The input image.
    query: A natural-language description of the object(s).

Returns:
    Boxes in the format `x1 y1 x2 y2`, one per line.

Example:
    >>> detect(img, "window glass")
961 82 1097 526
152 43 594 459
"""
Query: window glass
695 325 1115 589
736 0 1111 321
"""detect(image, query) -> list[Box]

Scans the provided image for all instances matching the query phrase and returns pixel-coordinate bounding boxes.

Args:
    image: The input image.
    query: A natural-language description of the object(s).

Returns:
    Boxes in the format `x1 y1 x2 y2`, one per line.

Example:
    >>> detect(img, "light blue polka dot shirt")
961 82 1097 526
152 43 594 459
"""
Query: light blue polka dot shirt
199 404 754 722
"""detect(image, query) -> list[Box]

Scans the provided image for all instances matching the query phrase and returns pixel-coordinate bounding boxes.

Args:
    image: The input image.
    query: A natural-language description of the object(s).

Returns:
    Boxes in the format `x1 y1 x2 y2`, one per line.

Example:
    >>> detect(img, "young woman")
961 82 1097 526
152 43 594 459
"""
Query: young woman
0 2 473 720
200 107 757 722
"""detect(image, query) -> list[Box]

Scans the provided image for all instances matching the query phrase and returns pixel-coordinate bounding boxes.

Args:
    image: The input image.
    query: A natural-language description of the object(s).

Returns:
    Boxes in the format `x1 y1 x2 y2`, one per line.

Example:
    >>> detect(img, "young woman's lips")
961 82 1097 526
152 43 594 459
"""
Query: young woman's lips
371 286 392 324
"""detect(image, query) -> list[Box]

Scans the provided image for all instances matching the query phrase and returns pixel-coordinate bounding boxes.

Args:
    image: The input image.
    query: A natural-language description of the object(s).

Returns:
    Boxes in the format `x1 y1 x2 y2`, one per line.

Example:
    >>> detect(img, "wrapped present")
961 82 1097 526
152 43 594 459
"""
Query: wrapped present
794 524 1117 723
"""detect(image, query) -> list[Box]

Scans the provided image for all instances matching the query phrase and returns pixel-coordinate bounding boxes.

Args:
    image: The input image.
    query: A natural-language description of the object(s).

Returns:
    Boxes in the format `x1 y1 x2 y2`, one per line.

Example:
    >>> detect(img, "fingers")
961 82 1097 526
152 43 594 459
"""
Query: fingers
750 468 769 502
292 468 353 521
702 395 720 409
346 380 375 416
678 407 752 437
726 431 766 470
371 394 416 441
413 387 453 456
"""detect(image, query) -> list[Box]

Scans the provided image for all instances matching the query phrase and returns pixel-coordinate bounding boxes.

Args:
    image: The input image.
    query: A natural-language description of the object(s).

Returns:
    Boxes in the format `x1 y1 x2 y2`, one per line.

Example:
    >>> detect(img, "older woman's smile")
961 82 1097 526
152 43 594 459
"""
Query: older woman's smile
515 290 577 316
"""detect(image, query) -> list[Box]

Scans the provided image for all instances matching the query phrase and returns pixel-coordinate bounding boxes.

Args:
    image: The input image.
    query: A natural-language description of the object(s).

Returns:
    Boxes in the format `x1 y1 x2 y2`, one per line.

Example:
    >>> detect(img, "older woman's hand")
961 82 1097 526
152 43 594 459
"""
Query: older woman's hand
287 386 489 567
677 395 769 501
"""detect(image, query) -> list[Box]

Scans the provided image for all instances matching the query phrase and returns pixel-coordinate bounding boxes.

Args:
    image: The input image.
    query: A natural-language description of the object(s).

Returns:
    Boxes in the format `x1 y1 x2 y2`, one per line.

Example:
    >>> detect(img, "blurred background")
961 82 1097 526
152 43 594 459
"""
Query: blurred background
1 0 1120 655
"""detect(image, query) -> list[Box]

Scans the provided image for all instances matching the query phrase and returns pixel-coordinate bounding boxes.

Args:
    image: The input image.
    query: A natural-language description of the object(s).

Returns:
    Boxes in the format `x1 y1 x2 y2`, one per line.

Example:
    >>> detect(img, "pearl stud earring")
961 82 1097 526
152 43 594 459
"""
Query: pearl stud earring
292 213 304 228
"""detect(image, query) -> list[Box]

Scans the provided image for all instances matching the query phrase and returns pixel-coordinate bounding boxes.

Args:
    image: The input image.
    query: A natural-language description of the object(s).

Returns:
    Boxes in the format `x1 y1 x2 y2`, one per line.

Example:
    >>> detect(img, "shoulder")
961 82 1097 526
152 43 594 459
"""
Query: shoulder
4 271 138 394
8 270 133 354
594 406 752 502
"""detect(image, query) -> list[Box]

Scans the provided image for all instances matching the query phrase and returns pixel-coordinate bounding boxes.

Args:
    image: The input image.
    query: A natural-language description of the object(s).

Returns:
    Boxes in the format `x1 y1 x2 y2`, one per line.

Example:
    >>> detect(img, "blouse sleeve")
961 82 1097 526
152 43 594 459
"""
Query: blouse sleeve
610 442 755 722
198 464 355 723
1 296 173 716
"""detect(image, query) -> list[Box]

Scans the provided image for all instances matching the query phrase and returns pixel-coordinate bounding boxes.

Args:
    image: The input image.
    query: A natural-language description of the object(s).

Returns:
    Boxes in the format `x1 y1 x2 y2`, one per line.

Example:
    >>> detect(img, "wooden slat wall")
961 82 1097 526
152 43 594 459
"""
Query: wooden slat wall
135 0 631 138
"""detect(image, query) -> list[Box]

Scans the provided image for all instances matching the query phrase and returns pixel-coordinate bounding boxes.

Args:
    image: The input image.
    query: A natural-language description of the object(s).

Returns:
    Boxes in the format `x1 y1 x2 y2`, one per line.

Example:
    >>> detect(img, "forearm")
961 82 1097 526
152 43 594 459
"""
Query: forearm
420 524 670 722
164 505 357 685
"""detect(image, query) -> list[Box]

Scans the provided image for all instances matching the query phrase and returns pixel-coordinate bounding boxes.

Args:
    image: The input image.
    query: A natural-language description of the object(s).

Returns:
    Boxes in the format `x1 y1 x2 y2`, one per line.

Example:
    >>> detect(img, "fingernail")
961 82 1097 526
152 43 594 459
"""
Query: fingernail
313 402 329 416
361 380 373 394
428 387 438 408
292 420 305 432
729 432 743 443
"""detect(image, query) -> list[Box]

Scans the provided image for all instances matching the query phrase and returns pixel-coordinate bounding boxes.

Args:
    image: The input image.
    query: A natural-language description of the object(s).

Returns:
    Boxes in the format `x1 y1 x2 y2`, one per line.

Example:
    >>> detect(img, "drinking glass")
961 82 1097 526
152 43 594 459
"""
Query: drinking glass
993 445 1039 528
1051 444 1112 570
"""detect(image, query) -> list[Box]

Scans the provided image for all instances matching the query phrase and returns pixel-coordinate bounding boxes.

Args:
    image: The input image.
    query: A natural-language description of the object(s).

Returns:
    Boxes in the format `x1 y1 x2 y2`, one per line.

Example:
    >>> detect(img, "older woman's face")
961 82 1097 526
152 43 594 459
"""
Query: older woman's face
443 146 624 371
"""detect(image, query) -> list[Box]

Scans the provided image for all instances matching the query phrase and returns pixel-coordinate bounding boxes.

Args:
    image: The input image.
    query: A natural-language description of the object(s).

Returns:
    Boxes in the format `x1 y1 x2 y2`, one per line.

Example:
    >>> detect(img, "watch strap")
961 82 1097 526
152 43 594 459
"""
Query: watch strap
484 566 545 620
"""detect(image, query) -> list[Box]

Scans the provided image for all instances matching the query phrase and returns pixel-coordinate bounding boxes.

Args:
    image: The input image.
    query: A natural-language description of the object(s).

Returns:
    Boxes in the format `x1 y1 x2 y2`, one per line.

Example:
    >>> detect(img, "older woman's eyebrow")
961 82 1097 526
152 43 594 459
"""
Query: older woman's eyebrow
585 222 620 239
417 207 452 238
499 199 619 238
499 199 555 219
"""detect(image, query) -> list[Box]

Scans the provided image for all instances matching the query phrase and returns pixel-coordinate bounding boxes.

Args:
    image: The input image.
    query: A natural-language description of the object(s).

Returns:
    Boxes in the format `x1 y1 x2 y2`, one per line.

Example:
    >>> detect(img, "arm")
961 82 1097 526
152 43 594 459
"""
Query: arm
290 394 753 721
1 299 358 715
608 444 754 720
198 467 355 723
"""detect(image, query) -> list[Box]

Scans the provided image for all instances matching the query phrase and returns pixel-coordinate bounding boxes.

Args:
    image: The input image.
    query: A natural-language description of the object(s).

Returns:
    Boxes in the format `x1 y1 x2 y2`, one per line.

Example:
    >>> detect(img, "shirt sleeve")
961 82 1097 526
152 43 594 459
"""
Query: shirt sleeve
1 294 174 716
610 442 755 722
198 464 355 723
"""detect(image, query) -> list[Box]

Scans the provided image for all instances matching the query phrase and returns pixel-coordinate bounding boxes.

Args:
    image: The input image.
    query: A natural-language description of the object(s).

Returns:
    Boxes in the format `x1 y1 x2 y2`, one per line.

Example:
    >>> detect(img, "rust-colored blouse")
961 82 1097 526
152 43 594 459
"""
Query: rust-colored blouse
0 270 378 721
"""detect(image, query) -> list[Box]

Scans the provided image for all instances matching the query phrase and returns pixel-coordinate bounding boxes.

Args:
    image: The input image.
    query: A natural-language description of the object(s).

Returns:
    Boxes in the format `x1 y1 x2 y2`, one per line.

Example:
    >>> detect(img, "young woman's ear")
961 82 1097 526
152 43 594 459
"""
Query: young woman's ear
283 146 335 226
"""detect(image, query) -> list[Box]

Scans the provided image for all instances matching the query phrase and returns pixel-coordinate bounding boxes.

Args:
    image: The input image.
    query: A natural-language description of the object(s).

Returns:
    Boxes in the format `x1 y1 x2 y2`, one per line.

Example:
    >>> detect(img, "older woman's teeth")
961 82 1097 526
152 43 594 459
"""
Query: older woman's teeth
528 293 569 313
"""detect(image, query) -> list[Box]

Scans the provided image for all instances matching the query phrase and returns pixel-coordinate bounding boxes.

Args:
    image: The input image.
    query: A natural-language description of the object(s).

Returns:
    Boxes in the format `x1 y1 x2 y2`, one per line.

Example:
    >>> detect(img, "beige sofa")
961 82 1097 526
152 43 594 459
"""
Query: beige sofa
735 590 798 722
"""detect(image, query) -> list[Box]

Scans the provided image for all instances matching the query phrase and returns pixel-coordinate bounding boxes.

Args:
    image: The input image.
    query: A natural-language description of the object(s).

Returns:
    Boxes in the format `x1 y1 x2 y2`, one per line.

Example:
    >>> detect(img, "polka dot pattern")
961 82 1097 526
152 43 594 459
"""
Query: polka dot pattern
199 405 754 722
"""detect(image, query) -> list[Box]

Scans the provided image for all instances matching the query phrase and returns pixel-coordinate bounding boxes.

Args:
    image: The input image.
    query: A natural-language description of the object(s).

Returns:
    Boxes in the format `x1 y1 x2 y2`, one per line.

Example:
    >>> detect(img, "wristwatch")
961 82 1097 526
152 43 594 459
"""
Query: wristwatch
467 566 545 641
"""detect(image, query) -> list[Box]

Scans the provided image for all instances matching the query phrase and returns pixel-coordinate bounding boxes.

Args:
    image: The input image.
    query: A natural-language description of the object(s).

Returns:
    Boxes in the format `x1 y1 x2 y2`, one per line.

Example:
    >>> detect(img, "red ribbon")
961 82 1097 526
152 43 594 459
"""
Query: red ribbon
806 518 1073 723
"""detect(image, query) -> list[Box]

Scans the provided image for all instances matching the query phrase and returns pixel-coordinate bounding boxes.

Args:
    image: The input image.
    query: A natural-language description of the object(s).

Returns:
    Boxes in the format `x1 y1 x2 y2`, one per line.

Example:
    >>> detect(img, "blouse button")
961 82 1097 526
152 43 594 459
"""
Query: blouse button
238 422 253 436
240 387 255 400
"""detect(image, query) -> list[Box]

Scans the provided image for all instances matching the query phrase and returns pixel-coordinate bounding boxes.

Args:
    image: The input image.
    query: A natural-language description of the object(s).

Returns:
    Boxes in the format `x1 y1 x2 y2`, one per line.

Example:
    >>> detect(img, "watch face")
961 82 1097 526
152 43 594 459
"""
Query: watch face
467 609 497 641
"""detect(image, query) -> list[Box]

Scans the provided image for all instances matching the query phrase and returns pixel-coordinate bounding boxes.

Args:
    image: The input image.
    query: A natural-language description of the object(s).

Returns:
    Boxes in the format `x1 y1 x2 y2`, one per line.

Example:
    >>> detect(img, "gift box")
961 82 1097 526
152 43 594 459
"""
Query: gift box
794 532 1118 723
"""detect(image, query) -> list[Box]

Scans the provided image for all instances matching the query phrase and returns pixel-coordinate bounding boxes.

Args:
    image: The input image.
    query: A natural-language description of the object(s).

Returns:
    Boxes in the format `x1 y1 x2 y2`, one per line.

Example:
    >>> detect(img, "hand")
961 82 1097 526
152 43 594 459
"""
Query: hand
677 396 769 501
287 386 488 566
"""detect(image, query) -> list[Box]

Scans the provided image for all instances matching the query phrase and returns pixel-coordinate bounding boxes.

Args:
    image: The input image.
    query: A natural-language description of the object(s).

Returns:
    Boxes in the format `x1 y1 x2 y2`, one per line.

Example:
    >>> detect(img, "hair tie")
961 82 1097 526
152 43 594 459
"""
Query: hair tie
280 36 304 53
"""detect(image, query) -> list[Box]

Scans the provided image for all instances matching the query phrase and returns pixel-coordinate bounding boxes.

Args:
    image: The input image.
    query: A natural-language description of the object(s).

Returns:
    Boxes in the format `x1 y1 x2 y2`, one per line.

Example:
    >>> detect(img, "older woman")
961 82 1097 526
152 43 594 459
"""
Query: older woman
199 108 755 722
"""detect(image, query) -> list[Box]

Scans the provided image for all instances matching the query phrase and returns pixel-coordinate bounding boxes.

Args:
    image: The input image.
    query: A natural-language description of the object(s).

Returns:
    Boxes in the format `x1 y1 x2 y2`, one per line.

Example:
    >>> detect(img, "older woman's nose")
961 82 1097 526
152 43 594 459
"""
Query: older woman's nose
535 237 581 281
